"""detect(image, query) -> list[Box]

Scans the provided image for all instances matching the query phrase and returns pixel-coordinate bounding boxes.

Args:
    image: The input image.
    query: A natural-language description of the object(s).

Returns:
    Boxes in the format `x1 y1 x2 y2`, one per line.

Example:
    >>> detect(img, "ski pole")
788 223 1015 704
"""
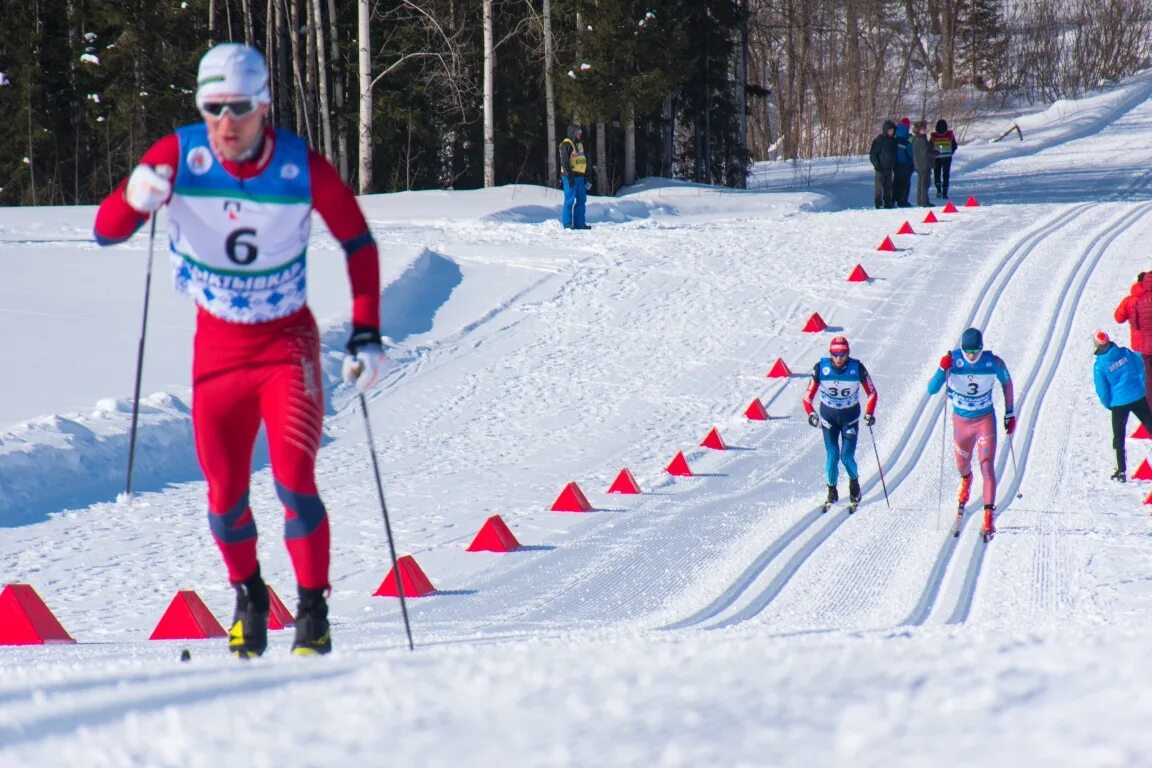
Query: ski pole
936 408 947 530
1008 433 1023 499
121 214 158 503
867 423 890 508
359 392 416 651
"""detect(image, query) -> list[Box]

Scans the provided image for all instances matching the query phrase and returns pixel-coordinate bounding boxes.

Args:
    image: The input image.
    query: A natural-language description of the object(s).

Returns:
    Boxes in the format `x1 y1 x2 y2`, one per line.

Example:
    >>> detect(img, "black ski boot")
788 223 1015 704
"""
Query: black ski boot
1111 469 1127 483
823 484 838 512
292 587 332 656
228 570 269 659
848 478 861 512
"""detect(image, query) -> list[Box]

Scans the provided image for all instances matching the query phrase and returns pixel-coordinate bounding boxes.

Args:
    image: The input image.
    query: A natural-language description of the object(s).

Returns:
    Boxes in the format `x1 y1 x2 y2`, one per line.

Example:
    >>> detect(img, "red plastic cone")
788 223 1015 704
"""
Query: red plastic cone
876 235 896 251
607 468 642 494
1133 423 1151 439
964 195 980 207
1144 489 1152 505
896 220 915 235
847 264 870 282
766 358 792 378
374 555 437 597
666 451 693 476
266 585 294 630
942 200 959 213
0 584 76 645
550 481 593 512
467 515 521 552
1133 459 1152 480
701 427 727 450
149 590 227 640
745 398 769 420
923 210 939 224
801 312 827 332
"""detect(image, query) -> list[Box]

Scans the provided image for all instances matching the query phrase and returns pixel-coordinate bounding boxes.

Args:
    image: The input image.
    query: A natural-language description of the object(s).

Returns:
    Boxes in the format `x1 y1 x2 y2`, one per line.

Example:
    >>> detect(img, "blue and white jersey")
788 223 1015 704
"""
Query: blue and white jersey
815 357 865 410
167 125 313 323
933 349 1012 418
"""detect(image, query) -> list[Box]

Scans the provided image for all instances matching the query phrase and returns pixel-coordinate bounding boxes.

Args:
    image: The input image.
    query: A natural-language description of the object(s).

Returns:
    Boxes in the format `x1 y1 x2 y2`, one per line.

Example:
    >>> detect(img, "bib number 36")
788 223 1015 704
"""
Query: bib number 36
226 227 259 265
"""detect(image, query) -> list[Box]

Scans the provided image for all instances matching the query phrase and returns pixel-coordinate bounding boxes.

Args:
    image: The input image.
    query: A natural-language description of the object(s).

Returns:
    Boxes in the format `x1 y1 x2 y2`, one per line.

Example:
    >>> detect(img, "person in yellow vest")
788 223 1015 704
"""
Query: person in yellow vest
558 124 590 229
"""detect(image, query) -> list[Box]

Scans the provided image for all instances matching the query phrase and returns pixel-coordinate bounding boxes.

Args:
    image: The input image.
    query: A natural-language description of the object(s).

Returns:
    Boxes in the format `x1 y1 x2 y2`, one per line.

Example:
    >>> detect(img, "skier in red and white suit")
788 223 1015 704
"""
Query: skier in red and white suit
94 43 381 657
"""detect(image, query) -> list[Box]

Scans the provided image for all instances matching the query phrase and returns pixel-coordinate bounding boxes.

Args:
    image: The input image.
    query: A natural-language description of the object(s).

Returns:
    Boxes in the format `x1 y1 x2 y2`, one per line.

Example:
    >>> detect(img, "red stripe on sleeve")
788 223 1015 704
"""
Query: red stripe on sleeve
93 135 180 244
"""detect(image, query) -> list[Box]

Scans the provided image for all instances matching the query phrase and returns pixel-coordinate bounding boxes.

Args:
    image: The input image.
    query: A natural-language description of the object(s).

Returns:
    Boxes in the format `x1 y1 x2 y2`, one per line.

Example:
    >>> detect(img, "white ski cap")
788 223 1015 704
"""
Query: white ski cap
195 43 271 105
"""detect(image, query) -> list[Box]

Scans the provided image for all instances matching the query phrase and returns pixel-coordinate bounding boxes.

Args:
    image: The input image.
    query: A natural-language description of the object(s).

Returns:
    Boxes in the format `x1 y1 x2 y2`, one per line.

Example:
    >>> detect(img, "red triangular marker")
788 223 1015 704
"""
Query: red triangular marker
266 584 294 630
1133 423 1151 439
666 451 693 476
701 427 727 450
942 200 959 213
766 358 792 378
1144 489 1152 505
550 481 593 512
923 210 939 223
1133 458 1152 480
607 468 642 494
964 195 980 207
467 515 521 552
802 312 827 332
374 554 437 597
847 264 870 282
0 584 76 645
745 398 768 420
149 590 227 640
876 235 896 252
896 220 915 235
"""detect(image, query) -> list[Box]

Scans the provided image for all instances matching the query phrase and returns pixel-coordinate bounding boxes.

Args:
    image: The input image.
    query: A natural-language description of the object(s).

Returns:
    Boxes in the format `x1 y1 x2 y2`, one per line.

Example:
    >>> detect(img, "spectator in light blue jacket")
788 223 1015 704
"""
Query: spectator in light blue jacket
1093 330 1152 481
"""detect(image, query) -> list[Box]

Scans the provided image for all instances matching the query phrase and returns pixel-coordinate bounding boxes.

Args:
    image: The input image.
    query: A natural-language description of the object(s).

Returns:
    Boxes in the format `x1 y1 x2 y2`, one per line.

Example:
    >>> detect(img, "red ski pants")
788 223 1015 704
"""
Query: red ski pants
952 411 997 506
192 307 330 589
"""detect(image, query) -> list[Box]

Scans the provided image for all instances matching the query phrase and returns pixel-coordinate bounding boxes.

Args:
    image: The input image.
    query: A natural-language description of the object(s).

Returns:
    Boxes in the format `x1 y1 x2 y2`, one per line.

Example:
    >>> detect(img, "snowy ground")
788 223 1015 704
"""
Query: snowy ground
3 72 1152 767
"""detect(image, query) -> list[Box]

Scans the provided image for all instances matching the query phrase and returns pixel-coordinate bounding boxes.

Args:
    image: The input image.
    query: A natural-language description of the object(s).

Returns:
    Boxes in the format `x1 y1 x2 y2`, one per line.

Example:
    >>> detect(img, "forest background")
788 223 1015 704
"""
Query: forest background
0 0 1150 207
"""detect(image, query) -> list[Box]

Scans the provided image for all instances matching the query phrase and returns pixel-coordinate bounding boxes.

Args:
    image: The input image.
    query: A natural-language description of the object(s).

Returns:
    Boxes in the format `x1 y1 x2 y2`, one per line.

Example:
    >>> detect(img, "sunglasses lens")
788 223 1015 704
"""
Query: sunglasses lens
201 99 255 118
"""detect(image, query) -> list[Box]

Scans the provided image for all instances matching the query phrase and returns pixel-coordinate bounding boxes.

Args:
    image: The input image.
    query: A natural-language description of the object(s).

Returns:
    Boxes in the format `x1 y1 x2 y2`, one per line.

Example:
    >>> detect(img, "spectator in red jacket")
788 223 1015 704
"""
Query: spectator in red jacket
1129 272 1152 403
1114 273 1145 353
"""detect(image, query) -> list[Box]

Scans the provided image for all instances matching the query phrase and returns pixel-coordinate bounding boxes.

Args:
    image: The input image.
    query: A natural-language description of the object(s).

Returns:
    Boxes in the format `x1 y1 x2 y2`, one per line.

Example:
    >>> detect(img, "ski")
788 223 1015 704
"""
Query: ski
982 529 995 543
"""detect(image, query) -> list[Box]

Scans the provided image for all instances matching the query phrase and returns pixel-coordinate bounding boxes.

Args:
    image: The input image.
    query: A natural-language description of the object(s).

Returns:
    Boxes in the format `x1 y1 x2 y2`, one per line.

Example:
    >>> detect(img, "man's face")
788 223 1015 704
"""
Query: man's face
200 96 269 162
962 348 982 363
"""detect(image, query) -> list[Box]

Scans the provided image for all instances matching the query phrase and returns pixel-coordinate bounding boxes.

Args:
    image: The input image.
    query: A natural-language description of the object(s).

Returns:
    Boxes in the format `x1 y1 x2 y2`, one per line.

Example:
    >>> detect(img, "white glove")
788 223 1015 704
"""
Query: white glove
125 164 172 213
342 328 386 394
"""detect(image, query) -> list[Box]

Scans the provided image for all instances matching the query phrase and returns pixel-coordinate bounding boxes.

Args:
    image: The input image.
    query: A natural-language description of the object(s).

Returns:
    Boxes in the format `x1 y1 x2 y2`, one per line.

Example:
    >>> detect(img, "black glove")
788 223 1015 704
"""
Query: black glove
808 412 819 428
864 414 875 427
346 326 382 354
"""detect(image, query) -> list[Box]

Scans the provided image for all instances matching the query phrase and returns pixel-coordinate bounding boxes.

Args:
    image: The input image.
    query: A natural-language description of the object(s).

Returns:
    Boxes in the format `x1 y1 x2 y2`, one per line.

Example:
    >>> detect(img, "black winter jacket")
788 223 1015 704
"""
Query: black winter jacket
869 121 898 171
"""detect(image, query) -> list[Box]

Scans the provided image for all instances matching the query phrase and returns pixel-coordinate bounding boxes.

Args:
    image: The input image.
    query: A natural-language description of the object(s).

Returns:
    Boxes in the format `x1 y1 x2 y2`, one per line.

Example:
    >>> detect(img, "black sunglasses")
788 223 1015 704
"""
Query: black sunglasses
199 99 258 118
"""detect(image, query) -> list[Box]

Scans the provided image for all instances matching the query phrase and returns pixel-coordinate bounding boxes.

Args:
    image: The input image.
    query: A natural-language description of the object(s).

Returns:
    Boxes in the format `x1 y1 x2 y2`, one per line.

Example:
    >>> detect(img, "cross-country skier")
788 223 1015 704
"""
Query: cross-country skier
928 327 1014 539
1091 330 1152 481
93 43 384 658
802 336 878 512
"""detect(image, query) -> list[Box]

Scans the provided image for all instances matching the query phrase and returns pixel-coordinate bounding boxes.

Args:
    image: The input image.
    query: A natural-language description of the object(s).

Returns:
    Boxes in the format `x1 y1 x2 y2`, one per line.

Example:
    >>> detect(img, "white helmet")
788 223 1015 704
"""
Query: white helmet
195 43 270 107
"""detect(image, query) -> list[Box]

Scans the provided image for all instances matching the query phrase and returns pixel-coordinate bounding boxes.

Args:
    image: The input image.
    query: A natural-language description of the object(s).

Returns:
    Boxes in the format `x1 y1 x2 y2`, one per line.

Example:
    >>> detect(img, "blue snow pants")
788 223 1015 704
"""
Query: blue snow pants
820 404 861 486
561 175 587 229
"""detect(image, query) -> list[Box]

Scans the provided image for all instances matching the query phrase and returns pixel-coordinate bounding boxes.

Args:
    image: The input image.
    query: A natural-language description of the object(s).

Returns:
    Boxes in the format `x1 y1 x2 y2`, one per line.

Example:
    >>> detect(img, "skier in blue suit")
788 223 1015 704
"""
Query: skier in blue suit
1093 330 1152 481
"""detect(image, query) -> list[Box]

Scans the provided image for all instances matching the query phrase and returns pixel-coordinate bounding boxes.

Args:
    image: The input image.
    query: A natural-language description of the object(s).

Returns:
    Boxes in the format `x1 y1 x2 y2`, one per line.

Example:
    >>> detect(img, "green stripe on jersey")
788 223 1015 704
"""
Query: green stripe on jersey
176 249 306 278
176 187 310 205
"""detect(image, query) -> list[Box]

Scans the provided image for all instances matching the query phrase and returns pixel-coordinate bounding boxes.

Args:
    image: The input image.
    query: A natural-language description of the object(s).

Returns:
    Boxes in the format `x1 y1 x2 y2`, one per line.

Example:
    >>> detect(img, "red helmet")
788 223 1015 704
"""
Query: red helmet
829 336 850 357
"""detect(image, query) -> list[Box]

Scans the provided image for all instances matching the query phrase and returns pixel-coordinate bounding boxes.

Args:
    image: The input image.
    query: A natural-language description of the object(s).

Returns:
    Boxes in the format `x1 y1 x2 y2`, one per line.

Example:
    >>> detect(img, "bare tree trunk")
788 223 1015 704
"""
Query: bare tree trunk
241 0 254 46
285 0 312 143
328 0 349 180
209 0 216 36
543 0 557 188
483 0 495 187
358 0 373 193
596 121 607 193
311 0 334 161
623 106 635 187
305 0 318 143
735 0 748 187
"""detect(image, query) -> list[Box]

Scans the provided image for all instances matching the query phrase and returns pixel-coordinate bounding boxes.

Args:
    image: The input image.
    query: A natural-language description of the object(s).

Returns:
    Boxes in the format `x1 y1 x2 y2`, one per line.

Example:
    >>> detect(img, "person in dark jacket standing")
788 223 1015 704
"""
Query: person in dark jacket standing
930 119 958 199
1092 331 1152 482
893 118 914 207
558 123 590 230
911 120 937 207
869 120 897 209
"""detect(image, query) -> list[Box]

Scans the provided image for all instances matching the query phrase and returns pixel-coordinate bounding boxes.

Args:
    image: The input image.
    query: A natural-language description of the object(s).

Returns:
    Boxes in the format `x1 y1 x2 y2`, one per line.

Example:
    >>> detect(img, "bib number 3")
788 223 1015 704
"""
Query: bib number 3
226 227 259 265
